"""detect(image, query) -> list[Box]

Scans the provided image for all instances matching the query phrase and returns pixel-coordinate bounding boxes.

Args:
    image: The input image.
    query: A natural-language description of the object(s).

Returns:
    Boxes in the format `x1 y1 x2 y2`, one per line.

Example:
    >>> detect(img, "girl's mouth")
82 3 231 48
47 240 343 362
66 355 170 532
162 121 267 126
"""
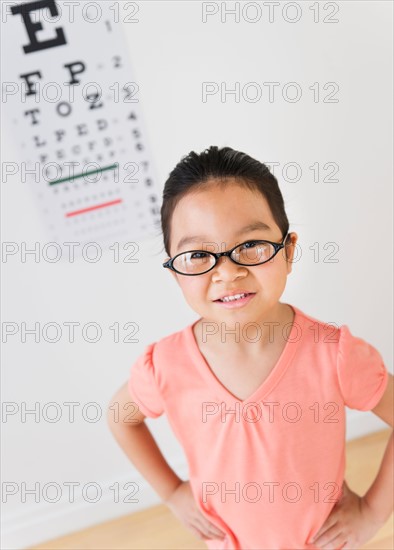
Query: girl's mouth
214 292 256 308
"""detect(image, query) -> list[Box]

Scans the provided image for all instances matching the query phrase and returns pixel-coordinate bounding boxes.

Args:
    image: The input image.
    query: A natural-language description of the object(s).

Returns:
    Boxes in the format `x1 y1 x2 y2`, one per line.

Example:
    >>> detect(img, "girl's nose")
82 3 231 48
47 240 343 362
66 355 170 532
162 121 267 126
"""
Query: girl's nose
211 256 248 281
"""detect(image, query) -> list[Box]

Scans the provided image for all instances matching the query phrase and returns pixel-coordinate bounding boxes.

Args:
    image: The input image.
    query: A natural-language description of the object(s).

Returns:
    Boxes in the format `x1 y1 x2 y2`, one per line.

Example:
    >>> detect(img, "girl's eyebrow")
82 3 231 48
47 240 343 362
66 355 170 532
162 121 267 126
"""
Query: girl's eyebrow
176 221 271 251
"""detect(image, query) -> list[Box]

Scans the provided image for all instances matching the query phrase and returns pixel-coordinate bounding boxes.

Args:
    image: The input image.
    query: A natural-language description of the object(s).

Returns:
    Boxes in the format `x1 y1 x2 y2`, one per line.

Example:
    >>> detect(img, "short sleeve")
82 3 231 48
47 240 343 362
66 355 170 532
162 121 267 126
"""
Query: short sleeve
336 324 389 411
128 342 165 418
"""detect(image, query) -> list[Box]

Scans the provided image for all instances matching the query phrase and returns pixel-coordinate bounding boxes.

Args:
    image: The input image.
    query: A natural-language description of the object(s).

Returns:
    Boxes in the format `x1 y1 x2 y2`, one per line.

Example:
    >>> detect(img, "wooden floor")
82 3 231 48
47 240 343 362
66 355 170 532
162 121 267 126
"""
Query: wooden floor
30 429 394 550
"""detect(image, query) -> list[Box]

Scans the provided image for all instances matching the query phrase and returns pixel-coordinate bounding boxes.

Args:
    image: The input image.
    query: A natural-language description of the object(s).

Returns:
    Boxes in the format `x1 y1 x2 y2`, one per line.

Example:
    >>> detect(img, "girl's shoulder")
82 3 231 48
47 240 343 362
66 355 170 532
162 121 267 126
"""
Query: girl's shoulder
290 303 342 338
291 304 384 359
145 320 195 359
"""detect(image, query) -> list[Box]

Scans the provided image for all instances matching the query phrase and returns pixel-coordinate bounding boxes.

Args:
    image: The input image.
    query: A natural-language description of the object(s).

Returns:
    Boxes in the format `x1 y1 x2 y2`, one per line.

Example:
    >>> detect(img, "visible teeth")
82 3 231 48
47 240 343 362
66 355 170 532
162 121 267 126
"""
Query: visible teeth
221 293 247 302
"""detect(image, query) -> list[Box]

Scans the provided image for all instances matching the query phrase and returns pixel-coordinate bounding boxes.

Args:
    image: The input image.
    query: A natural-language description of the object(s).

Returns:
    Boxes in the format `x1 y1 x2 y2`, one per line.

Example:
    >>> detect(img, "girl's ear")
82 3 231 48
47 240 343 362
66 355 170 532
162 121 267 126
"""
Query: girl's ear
164 261 180 284
169 269 180 284
285 232 298 272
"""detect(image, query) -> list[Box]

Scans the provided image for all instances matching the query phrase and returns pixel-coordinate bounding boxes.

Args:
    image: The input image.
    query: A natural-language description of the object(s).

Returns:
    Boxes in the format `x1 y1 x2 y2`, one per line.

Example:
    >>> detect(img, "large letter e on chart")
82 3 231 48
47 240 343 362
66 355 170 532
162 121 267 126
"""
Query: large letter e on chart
11 0 67 54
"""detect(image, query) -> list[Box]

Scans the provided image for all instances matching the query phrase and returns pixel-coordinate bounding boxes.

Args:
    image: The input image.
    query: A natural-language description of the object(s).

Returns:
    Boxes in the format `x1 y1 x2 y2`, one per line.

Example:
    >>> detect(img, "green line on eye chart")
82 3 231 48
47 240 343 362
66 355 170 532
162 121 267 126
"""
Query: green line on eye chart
48 163 119 185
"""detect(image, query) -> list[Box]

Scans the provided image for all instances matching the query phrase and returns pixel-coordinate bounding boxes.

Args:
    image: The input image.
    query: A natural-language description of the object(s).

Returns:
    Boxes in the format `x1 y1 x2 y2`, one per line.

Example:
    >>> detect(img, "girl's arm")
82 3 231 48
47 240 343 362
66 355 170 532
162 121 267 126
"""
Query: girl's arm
363 373 394 523
107 381 183 501
310 374 394 549
107 381 228 542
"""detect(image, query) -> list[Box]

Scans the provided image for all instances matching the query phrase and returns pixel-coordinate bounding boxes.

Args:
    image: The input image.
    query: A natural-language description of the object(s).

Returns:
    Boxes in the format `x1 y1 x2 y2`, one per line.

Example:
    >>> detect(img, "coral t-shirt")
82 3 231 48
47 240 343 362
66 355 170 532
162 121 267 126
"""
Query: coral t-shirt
127 304 389 550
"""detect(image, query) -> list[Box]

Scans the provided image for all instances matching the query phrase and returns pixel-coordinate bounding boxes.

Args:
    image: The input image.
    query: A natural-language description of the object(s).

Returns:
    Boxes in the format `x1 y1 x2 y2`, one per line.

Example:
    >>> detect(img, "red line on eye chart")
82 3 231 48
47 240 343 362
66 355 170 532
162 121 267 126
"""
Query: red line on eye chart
65 199 123 217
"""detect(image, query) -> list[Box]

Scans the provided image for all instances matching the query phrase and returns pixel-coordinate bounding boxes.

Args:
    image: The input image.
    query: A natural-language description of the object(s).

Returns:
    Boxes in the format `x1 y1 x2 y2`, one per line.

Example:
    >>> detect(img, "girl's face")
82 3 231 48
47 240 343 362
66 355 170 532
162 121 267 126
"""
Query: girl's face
164 180 298 324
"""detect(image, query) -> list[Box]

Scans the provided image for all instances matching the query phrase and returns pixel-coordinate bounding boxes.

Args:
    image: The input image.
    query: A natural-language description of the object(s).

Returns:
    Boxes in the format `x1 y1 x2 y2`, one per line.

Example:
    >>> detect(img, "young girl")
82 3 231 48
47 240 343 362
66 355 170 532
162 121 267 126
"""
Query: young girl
108 146 393 550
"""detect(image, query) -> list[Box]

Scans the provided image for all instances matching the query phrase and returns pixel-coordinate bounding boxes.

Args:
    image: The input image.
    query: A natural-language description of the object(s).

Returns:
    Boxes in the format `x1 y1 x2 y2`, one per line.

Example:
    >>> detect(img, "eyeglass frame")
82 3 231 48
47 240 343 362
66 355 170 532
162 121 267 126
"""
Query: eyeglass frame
162 232 290 276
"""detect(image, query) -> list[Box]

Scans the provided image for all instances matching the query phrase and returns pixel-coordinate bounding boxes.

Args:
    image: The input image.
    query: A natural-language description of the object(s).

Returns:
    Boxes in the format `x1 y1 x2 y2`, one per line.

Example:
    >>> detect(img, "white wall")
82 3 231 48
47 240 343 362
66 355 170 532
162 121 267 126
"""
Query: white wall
2 1 393 548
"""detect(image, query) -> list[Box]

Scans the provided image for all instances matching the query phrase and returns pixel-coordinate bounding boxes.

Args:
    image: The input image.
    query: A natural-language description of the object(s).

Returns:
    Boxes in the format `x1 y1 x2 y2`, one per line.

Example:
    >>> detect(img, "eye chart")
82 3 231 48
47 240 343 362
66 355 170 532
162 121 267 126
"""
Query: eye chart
2 0 161 253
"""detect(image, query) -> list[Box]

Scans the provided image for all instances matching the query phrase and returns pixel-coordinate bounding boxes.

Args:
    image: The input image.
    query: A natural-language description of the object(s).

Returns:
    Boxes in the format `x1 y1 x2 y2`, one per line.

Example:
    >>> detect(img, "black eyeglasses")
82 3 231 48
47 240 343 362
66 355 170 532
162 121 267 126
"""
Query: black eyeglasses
163 232 290 276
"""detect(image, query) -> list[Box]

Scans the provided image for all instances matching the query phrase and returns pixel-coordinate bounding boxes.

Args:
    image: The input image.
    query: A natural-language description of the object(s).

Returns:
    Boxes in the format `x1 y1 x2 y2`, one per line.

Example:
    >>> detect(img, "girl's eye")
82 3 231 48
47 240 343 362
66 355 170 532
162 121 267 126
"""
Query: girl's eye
241 241 259 249
190 252 209 259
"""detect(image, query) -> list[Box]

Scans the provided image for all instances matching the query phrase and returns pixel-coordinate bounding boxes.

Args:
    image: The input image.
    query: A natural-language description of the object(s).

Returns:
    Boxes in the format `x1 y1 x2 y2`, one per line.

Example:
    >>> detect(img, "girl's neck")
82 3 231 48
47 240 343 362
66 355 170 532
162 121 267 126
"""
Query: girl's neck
193 302 295 357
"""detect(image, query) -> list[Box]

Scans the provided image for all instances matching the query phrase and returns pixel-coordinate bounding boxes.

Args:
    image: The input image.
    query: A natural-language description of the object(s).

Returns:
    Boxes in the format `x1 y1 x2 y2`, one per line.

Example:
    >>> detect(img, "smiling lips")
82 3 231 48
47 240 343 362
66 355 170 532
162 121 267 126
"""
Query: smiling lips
214 291 256 303
214 292 256 308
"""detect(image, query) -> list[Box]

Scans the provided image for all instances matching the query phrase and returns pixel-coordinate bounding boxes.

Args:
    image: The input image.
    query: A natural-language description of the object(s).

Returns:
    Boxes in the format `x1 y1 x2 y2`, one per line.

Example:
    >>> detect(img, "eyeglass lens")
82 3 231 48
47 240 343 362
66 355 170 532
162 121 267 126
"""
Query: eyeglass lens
172 242 276 275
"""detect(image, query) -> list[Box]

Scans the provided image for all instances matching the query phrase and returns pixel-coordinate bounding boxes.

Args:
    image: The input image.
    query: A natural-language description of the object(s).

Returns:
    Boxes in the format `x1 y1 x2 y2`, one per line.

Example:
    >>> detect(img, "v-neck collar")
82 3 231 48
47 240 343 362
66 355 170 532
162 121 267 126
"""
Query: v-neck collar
186 304 303 404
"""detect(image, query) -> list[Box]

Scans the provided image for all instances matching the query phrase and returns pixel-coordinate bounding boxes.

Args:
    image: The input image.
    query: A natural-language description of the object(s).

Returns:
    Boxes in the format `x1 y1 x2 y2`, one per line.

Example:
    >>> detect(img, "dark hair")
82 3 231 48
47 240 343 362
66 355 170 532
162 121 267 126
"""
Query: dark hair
160 145 290 258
